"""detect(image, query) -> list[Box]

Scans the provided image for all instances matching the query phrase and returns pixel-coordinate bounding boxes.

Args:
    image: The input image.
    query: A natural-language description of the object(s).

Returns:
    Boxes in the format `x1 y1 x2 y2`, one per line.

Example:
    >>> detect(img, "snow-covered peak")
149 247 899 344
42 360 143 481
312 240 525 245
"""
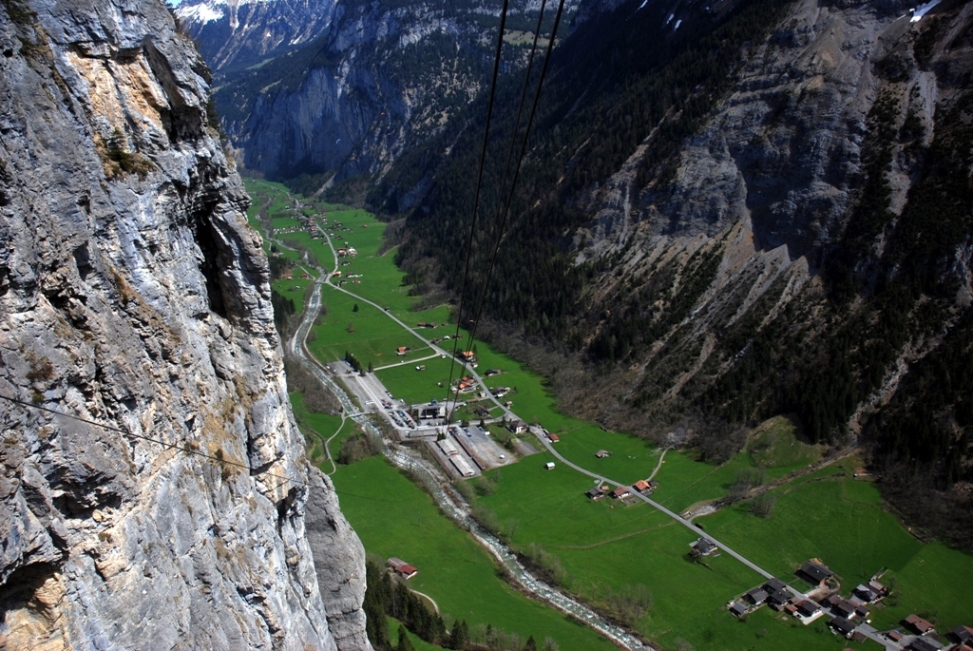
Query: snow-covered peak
174 0 276 25
175 2 225 24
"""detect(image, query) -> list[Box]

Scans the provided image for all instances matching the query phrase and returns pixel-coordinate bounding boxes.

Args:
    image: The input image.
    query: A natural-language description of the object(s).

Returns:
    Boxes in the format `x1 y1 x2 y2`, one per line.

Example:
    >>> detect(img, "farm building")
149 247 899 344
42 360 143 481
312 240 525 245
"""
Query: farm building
632 479 651 493
547 433 560 443
545 462 555 470
387 558 419 579
595 450 611 458
585 487 605 501
611 486 630 499
451 455 476 478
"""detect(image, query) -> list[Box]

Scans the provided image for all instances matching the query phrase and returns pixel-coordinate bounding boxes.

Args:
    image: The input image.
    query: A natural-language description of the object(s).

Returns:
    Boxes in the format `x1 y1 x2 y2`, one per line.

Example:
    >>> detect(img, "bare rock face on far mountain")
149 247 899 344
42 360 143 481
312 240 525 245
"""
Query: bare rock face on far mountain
0 1 369 649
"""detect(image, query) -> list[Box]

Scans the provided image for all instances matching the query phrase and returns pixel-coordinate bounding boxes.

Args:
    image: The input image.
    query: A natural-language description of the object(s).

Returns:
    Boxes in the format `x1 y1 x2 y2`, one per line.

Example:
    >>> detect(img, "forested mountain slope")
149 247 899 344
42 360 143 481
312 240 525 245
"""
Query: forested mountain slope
382 0 973 544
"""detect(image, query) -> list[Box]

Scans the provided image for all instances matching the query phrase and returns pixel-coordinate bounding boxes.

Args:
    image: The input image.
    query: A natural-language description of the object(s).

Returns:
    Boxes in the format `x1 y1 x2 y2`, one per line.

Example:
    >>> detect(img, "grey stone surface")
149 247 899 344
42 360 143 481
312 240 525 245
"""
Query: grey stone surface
0 1 368 649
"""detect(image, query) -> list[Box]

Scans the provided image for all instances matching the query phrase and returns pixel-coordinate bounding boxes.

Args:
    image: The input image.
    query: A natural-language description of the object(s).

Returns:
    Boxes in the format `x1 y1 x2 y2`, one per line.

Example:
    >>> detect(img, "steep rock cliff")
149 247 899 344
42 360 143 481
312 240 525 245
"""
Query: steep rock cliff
0 0 368 648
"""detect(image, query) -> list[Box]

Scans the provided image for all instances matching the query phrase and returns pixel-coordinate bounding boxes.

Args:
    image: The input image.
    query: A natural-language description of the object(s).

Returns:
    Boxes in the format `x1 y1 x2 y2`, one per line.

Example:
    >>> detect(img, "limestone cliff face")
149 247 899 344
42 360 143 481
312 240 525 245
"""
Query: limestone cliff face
0 1 368 649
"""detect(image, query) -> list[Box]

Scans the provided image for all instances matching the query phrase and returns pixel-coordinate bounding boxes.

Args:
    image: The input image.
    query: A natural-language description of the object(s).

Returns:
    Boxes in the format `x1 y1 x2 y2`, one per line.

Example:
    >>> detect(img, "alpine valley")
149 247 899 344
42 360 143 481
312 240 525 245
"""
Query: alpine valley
180 0 973 547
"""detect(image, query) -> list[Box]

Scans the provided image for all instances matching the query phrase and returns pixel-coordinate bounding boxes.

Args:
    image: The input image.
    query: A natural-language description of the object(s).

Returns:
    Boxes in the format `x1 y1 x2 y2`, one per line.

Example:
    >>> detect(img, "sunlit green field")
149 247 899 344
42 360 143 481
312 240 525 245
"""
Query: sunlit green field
332 456 619 651
248 179 973 651
702 459 973 632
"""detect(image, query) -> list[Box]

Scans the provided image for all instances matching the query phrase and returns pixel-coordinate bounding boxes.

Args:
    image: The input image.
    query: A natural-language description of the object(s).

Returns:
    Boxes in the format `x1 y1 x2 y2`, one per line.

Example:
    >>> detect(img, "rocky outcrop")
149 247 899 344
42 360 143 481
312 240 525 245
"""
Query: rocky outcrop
0 1 368 649
306 468 370 651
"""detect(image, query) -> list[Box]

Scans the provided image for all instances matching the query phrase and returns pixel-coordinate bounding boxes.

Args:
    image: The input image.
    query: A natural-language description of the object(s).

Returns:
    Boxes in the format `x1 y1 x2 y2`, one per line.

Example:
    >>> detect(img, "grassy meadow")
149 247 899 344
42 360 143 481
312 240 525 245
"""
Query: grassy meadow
247 179 973 651
331 456 619 651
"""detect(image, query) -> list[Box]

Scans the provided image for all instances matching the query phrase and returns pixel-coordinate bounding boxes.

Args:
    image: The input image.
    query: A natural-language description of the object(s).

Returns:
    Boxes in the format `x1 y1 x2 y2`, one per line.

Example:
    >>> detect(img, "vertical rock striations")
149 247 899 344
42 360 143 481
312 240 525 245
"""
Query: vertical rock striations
0 1 368 649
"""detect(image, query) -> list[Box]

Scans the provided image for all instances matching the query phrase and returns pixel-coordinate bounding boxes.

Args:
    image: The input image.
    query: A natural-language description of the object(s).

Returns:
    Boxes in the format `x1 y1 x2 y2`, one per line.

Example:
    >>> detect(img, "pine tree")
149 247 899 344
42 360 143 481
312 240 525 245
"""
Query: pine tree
397 625 415 651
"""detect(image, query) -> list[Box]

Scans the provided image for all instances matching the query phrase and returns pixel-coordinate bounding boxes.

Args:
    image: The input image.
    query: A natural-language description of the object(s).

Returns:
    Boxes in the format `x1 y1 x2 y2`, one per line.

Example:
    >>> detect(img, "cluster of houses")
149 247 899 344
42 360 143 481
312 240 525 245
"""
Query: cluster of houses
387 557 418 580
302 215 322 239
728 577 804 620
821 581 882 639
729 561 842 626
725 559 972 650
584 477 659 501
895 618 973 651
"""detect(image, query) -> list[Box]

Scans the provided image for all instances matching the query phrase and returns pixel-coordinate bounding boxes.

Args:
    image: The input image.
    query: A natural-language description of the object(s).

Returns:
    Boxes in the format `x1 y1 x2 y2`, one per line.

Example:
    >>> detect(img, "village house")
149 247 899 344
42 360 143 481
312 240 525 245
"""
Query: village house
765 586 791 610
547 432 560 443
729 601 749 618
691 538 718 557
396 346 410 356
506 419 528 434
905 614 936 636
797 560 835 586
794 599 823 623
611 486 630 499
585 487 605 501
853 582 883 603
745 587 768 606
953 626 973 645
833 599 858 619
632 479 651 493
909 638 942 651
829 616 856 638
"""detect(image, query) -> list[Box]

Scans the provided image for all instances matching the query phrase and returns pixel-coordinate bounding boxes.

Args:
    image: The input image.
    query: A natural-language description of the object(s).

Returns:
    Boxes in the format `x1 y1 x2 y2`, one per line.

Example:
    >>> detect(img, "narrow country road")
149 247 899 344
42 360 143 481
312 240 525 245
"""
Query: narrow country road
531 431 808 598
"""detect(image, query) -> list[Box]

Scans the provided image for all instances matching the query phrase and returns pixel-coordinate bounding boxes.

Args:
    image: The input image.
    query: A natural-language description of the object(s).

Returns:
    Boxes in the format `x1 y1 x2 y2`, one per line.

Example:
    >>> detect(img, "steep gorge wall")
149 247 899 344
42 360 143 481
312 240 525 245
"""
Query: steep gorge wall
0 1 367 648
565 0 973 436
178 0 580 188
